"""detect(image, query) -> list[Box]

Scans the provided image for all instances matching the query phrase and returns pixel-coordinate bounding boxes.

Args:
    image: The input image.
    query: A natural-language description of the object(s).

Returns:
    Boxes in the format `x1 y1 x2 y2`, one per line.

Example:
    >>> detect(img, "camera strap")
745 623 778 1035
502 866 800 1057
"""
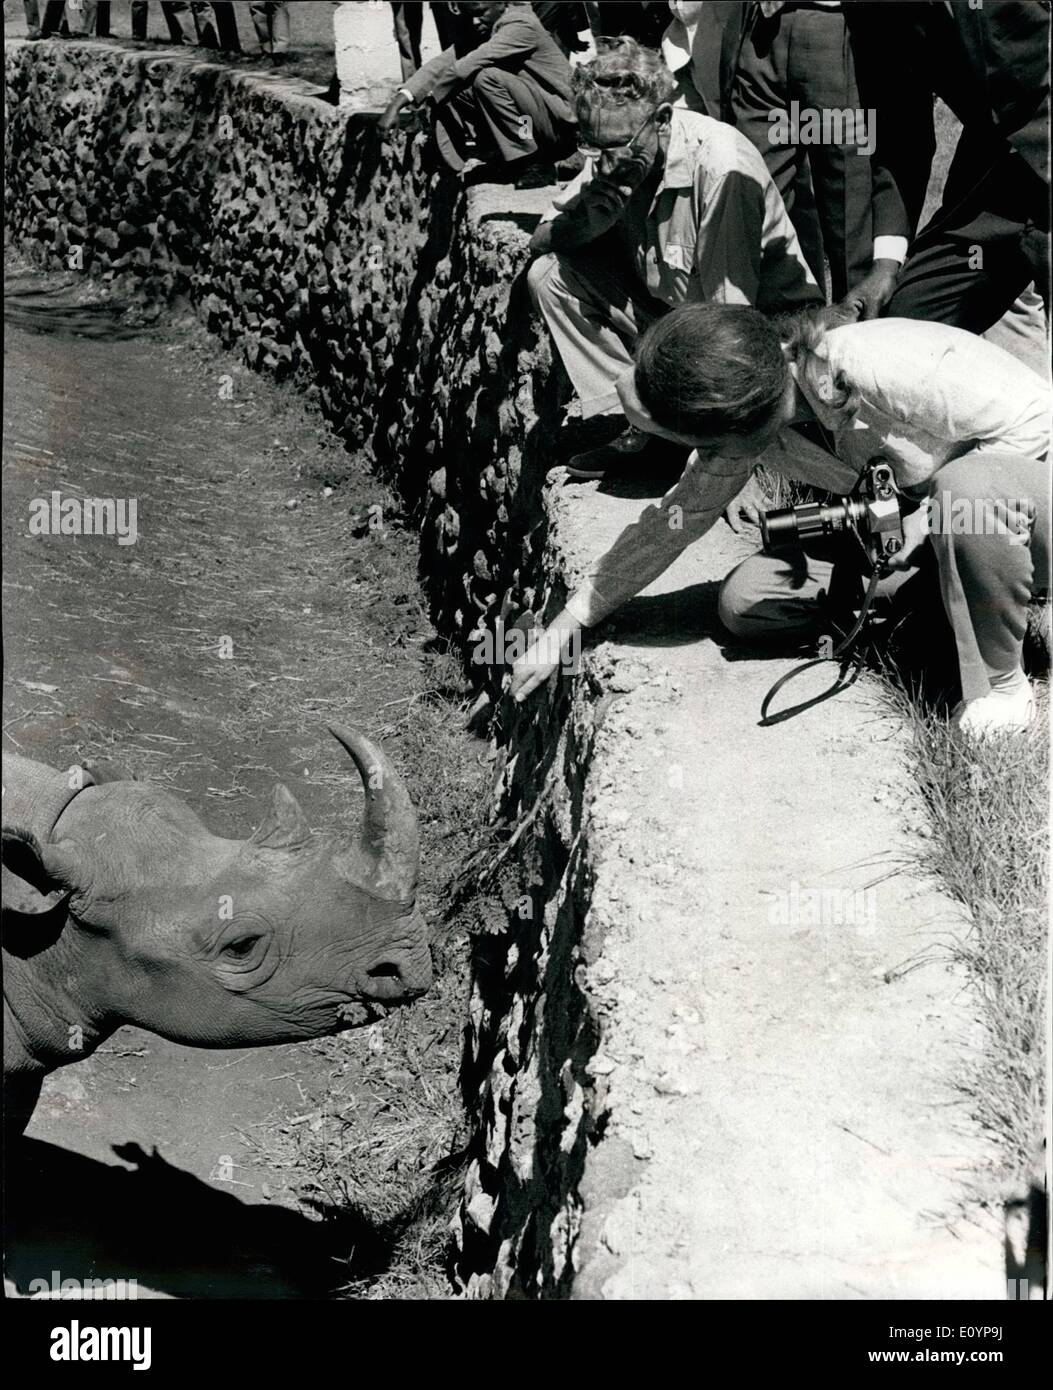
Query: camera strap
758 566 885 726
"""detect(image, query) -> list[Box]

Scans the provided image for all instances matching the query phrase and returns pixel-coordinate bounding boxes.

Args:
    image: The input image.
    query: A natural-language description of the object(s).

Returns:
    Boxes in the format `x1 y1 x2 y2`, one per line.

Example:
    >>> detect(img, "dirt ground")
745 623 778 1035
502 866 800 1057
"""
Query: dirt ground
3 263 489 1298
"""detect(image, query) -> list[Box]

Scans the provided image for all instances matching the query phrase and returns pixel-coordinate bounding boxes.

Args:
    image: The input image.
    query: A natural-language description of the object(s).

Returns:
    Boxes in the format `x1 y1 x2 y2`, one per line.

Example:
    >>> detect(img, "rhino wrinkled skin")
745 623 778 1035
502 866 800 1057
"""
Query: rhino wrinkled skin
1 726 431 1134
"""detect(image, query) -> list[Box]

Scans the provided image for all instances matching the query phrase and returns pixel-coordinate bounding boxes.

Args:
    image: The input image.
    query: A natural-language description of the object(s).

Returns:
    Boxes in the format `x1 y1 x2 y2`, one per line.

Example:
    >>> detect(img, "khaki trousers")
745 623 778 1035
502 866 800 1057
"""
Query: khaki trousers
527 244 667 418
718 450 1051 701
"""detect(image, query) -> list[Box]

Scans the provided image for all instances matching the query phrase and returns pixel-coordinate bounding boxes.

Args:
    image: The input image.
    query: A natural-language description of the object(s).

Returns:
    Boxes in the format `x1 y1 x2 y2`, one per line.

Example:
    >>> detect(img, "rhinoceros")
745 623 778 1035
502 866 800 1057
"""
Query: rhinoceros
1 726 431 1135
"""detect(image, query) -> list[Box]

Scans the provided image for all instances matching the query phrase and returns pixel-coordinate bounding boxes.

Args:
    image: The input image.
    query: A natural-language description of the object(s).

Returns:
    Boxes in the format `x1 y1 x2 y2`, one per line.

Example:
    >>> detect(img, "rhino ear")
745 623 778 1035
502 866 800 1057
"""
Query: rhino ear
81 757 134 784
249 785 311 850
2 828 73 954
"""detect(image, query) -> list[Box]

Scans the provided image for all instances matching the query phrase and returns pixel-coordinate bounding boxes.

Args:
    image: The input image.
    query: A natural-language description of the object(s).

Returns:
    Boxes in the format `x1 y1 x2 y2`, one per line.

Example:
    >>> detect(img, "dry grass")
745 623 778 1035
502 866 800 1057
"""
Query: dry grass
881 680 1048 1197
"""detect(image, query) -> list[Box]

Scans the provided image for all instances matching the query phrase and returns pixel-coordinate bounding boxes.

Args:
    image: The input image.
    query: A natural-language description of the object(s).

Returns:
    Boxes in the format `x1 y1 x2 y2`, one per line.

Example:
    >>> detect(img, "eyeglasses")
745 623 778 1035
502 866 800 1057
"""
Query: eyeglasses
576 110 656 162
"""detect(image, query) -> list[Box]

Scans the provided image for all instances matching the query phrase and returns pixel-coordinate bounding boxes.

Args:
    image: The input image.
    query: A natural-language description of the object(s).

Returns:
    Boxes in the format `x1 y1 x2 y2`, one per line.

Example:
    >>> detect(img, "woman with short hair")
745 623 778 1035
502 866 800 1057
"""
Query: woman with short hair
511 307 1050 736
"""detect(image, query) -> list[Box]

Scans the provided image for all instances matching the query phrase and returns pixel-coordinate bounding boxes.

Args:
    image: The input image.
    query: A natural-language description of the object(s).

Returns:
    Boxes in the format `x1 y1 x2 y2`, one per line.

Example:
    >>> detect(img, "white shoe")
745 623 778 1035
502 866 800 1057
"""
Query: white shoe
953 668 1037 737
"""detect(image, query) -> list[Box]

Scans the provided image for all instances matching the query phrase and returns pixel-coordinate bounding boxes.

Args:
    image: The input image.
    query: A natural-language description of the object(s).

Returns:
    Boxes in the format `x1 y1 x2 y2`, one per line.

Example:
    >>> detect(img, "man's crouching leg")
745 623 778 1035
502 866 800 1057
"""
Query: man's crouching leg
929 449 1049 735
718 549 835 641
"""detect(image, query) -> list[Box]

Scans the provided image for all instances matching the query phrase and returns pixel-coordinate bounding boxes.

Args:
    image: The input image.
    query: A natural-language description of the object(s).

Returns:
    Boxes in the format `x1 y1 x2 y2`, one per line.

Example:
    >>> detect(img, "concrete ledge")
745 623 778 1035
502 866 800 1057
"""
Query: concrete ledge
4 39 1006 1299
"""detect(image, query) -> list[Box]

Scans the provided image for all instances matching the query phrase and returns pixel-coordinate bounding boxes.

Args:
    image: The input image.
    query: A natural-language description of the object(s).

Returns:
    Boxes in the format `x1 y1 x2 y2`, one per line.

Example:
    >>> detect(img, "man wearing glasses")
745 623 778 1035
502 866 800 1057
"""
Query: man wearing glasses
526 36 823 479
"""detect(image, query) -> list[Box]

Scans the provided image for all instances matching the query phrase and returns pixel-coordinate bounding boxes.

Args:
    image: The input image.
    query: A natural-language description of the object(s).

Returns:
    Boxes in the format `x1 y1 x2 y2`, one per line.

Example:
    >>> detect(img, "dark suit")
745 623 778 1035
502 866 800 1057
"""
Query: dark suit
391 3 464 79
131 1 194 42
403 2 575 171
727 1 917 301
886 0 1051 329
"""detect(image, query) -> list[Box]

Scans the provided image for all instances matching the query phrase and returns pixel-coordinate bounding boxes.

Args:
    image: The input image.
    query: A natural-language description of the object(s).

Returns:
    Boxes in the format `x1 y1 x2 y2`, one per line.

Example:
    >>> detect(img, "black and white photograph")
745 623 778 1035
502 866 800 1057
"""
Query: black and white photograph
1 0 1049 1354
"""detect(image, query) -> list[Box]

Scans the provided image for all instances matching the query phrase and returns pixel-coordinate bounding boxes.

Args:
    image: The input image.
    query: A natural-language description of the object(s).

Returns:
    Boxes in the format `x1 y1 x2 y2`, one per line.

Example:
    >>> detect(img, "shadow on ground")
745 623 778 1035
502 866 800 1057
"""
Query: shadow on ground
5 1137 396 1298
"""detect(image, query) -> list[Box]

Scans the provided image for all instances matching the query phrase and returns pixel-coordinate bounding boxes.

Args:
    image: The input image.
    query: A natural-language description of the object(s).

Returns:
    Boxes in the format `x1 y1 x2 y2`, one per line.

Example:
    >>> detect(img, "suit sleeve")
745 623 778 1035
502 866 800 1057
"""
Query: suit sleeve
846 1 936 242
403 16 540 105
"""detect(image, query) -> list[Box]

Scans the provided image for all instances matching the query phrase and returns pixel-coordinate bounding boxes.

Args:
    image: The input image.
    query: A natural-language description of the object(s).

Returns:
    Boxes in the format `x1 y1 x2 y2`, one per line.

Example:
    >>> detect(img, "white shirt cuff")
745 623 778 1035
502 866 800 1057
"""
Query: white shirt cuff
563 582 608 628
872 235 908 266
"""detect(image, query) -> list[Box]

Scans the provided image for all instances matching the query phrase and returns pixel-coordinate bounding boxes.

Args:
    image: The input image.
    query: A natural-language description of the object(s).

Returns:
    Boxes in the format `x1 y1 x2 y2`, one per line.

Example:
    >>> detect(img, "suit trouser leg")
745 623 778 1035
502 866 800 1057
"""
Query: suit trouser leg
23 0 41 34
731 13 825 293
429 2 460 52
434 69 572 170
69 2 107 36
193 2 238 49
527 247 666 418
249 2 289 53
469 68 571 162
212 1 239 49
886 152 1046 333
162 1 191 41
719 451 1050 701
269 2 289 52
391 2 423 79
134 2 188 41
885 227 1037 334
787 10 873 301
40 0 65 35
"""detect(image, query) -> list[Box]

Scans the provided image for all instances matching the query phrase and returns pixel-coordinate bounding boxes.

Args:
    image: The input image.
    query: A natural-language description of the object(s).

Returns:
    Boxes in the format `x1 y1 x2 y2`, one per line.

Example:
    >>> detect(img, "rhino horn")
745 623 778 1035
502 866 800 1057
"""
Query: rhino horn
327 724 419 899
250 784 311 850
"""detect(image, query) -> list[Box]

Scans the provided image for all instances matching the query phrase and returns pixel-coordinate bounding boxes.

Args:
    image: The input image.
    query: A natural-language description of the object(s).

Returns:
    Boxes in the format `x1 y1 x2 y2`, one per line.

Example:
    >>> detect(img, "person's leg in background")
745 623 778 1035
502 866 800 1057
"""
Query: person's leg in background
23 0 42 38
885 137 1048 336
191 1 217 46
192 1 239 51
788 7 873 302
391 1 424 79
249 2 290 56
438 67 573 172
161 1 192 42
429 2 462 53
68 1 109 36
211 0 240 50
40 0 67 36
268 0 290 54
730 9 825 294
331 1 360 107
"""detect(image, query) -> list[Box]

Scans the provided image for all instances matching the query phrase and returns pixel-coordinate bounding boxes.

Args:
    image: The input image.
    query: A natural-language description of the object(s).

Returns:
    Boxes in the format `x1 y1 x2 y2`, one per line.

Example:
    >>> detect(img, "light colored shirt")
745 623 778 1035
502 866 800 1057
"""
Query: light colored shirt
545 109 822 312
564 319 1052 627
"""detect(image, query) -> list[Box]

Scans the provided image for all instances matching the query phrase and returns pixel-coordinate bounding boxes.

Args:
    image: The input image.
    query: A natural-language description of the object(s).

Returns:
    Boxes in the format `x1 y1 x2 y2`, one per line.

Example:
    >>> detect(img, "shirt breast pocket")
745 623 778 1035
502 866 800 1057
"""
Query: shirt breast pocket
662 243 694 274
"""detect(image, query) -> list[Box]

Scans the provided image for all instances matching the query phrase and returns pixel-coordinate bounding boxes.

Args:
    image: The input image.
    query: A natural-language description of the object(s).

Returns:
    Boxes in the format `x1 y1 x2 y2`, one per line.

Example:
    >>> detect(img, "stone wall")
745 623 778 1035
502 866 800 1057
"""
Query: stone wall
5 40 607 1297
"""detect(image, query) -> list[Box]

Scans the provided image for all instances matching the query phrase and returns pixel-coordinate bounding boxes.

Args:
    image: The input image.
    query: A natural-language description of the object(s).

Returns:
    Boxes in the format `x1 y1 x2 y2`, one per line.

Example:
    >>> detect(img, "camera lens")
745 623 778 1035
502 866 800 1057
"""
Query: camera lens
761 502 851 549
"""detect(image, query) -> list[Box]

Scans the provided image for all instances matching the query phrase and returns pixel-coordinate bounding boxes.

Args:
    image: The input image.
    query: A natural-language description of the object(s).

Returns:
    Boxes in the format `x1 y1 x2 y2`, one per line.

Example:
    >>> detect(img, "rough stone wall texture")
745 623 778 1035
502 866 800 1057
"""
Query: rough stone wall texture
5 41 604 1297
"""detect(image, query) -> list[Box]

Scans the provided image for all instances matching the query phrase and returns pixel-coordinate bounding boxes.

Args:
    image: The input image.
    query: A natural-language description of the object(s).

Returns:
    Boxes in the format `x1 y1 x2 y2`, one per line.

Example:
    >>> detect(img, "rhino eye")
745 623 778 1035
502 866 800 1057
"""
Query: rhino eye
223 935 263 960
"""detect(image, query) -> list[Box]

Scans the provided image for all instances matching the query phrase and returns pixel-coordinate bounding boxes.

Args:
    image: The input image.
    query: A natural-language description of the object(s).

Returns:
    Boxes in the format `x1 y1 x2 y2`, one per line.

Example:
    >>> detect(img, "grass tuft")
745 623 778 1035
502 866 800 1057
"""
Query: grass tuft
882 679 1048 1196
